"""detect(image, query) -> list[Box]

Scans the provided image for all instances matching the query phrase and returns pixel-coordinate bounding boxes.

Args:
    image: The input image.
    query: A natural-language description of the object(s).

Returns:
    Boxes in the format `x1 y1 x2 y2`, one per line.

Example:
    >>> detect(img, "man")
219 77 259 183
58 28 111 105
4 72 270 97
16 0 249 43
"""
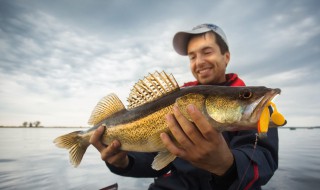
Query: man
90 23 278 190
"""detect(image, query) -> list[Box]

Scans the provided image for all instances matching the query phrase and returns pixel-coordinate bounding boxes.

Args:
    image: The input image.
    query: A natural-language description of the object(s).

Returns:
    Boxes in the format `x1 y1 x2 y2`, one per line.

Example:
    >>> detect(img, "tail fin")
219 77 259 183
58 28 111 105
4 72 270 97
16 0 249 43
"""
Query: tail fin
53 131 90 167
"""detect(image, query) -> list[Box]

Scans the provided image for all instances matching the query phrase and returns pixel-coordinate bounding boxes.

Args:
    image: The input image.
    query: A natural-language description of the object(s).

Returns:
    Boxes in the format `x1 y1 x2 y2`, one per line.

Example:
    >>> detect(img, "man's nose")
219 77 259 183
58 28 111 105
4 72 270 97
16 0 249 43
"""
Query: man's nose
195 54 205 66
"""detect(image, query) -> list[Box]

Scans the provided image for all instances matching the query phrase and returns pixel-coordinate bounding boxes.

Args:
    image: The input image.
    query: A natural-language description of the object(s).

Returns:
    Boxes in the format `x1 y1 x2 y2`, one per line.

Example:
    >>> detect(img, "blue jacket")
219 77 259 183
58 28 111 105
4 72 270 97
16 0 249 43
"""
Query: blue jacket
106 74 278 190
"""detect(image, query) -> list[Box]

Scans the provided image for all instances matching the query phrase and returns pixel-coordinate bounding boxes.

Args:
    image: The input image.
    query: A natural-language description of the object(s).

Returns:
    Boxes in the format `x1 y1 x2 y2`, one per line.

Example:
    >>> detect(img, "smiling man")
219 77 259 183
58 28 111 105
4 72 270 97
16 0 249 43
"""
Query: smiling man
91 23 279 190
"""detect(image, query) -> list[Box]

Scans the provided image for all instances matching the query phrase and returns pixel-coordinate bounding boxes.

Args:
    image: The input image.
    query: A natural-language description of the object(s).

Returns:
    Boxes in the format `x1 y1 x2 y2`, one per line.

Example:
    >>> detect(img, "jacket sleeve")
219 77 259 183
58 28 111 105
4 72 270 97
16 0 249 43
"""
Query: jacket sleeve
226 128 279 190
106 152 170 178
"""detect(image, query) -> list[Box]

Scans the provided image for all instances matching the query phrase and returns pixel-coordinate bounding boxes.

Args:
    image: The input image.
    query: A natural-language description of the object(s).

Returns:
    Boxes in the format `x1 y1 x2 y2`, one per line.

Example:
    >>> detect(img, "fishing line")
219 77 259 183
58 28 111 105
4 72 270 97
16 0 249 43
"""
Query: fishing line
236 133 258 190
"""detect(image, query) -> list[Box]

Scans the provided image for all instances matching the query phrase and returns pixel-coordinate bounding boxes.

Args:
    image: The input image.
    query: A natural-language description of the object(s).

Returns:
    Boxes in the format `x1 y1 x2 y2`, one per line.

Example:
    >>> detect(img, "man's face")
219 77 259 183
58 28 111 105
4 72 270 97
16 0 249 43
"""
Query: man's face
187 32 230 85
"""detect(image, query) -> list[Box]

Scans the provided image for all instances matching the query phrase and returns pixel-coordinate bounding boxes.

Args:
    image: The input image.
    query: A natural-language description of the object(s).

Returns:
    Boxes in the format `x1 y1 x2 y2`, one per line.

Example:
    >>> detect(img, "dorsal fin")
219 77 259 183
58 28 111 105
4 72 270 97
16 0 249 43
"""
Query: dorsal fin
127 71 179 109
88 93 125 125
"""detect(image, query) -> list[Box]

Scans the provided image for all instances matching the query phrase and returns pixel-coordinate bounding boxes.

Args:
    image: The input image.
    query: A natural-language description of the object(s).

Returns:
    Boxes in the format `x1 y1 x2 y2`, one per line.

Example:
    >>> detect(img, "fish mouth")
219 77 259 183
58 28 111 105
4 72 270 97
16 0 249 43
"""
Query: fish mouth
244 88 281 123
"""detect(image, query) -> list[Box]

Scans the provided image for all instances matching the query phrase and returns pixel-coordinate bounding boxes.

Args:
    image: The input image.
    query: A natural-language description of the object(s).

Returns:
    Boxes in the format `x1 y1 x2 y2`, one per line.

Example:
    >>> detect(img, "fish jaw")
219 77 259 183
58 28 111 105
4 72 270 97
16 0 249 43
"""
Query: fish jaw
245 88 281 124
228 88 281 130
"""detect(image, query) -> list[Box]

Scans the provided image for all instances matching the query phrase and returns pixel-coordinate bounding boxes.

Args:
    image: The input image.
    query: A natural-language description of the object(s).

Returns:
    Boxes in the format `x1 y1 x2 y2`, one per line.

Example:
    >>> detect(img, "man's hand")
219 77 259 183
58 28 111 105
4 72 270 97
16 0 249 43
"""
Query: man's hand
90 125 129 169
161 104 234 176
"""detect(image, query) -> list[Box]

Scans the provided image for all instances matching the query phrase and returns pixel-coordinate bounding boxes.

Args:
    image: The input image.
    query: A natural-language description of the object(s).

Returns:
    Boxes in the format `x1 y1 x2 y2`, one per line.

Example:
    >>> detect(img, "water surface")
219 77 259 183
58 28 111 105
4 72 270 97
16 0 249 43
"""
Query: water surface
0 127 319 189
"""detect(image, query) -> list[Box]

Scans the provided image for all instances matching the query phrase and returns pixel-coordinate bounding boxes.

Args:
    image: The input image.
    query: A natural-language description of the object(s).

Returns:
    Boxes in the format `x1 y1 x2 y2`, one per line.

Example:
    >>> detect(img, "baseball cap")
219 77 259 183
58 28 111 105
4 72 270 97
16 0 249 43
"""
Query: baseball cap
173 23 228 55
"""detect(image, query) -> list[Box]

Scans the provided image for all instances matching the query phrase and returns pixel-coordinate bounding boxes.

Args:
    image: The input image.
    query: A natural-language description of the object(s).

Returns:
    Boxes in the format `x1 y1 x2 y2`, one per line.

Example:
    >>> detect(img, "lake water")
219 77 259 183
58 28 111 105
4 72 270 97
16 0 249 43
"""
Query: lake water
0 127 319 190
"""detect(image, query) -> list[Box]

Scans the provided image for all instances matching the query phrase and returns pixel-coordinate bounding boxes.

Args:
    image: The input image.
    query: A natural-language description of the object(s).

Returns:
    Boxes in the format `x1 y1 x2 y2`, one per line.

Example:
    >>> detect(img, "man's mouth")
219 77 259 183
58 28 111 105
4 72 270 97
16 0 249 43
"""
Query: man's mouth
197 67 212 75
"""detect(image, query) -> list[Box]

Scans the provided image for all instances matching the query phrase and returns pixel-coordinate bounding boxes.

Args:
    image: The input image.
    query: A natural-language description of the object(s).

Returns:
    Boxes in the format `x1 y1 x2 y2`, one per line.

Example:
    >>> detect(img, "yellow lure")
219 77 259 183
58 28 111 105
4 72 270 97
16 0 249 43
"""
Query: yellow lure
258 101 286 136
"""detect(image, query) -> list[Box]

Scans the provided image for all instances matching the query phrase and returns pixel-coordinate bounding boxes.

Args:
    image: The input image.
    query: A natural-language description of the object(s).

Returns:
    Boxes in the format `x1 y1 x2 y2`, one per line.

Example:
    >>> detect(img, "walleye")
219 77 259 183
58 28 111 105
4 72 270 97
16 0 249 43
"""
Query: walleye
54 71 286 170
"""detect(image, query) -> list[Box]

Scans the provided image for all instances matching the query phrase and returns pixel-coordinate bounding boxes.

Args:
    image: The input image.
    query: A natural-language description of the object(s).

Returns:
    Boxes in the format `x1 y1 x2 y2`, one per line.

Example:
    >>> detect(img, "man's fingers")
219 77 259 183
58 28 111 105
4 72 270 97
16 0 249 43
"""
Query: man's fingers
165 113 194 148
106 151 128 166
89 125 129 168
100 140 121 160
172 104 202 144
100 140 129 168
90 125 106 152
186 104 218 140
160 132 186 158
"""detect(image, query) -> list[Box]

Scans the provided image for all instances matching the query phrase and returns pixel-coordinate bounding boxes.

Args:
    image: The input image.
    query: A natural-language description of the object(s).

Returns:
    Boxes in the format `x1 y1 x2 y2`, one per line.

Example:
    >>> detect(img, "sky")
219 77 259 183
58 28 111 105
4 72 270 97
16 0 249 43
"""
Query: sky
0 0 319 127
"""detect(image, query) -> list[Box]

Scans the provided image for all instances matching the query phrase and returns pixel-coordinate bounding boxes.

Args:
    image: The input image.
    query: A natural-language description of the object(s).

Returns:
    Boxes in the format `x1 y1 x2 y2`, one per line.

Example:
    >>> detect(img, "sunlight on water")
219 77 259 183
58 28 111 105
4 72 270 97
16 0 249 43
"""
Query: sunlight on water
0 127 319 189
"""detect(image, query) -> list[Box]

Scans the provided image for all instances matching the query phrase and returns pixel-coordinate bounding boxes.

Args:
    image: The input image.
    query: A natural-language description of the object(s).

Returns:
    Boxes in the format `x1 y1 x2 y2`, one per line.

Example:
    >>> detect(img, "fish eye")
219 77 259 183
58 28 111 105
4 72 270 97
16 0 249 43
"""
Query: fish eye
240 89 252 99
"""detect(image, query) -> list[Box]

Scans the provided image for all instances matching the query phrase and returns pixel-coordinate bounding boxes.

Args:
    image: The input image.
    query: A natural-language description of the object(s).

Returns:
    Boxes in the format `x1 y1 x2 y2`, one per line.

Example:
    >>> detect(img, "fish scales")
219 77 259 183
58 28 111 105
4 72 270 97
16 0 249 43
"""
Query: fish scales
53 71 286 170
103 105 173 152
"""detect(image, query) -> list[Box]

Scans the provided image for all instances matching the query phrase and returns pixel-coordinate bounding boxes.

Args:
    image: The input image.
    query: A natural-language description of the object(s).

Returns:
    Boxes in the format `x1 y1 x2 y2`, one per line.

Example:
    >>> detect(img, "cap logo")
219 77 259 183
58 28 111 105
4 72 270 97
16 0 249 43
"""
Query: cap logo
192 24 218 31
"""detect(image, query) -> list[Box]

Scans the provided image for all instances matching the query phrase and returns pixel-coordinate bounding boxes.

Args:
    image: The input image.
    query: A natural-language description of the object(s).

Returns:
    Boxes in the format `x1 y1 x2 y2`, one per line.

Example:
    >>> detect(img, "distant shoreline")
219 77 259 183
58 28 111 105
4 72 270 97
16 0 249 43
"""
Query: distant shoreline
0 126 90 128
0 126 319 129
281 126 320 130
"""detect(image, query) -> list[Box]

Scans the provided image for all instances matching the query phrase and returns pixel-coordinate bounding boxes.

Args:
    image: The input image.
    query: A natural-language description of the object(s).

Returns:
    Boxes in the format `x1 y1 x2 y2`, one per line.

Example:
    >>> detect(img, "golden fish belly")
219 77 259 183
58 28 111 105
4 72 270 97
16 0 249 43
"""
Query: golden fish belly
102 105 173 152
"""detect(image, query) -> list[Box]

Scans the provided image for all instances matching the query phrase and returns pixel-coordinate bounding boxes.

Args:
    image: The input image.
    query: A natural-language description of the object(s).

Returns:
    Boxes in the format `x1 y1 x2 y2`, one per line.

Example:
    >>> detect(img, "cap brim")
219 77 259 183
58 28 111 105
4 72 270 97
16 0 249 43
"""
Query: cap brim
173 28 211 55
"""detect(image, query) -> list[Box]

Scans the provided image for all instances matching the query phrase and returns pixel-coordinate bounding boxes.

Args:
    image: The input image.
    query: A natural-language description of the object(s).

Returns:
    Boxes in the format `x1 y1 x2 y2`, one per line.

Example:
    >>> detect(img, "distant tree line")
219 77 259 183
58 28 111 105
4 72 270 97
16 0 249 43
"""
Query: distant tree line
22 121 42 128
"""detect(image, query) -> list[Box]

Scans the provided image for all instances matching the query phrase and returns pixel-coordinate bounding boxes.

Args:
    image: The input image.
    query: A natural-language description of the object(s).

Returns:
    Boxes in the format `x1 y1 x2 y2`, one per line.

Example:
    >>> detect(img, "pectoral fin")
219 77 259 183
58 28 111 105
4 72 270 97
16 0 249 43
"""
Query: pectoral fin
152 151 176 170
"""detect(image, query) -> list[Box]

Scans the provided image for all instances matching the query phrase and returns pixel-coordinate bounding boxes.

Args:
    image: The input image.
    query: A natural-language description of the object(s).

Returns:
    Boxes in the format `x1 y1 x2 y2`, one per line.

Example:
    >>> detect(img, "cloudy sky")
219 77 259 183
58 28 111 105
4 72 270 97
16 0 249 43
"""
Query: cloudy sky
0 0 319 127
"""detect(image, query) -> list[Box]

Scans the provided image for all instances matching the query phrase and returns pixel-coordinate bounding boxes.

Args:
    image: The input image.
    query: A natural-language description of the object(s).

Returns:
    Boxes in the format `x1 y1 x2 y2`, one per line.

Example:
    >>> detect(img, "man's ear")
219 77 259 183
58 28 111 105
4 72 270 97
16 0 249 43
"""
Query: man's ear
224 52 230 67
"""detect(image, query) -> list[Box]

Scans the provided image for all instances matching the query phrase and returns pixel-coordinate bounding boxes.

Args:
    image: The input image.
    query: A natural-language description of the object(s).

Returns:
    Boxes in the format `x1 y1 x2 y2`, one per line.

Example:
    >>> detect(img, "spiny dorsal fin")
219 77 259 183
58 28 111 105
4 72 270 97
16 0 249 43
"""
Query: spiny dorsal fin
88 93 125 125
127 71 179 109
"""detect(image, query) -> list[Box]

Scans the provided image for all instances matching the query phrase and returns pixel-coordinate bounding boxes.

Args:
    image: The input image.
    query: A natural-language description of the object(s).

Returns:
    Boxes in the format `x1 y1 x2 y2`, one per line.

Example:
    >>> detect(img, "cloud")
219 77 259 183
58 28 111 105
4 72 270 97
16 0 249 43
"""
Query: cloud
0 1 188 126
0 0 319 127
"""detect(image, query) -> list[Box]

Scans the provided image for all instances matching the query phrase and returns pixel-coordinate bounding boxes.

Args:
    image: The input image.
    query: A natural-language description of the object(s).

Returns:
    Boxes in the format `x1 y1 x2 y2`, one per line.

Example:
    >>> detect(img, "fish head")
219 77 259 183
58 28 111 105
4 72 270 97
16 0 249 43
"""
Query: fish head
204 86 281 129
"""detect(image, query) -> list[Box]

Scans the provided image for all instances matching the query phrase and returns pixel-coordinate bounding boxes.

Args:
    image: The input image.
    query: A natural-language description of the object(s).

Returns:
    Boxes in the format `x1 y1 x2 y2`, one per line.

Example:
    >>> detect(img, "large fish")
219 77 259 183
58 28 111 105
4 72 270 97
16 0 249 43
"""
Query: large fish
54 71 286 170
